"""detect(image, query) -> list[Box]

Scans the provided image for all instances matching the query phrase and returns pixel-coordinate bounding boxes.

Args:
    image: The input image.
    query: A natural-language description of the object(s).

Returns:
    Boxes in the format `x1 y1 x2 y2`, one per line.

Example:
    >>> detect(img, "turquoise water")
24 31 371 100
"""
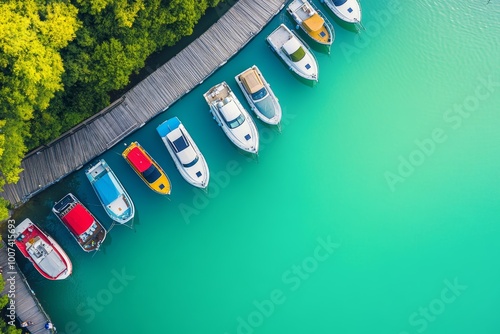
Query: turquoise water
11 0 500 333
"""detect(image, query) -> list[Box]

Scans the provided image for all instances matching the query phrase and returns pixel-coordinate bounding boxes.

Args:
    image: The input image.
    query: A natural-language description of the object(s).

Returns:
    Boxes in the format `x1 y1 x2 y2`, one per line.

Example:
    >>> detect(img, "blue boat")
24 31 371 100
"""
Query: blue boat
85 159 135 224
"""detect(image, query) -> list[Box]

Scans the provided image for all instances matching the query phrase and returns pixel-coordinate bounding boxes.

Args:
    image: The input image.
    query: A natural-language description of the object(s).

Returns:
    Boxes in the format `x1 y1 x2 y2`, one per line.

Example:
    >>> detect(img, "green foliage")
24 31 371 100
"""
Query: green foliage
0 0 79 216
0 0 224 216
0 294 7 311
0 317 23 334
0 198 8 222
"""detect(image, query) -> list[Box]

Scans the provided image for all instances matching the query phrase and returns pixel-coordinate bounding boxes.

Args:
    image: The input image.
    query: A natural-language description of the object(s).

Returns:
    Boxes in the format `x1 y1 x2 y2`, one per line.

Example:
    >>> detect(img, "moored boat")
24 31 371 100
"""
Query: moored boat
85 159 135 224
203 82 259 154
156 117 210 189
287 0 335 46
323 0 362 24
14 218 73 280
266 24 319 82
234 65 282 126
52 193 107 252
122 141 171 195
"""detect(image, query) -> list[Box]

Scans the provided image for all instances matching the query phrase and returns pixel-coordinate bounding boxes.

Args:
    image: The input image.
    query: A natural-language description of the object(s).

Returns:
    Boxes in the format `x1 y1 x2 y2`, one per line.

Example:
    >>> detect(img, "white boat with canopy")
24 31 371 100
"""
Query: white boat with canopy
266 24 318 81
203 82 259 154
235 65 282 126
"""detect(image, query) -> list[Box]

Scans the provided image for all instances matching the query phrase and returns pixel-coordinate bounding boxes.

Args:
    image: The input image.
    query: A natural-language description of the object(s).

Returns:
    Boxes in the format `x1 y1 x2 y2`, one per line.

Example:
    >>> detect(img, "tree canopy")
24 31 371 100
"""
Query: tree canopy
0 0 224 219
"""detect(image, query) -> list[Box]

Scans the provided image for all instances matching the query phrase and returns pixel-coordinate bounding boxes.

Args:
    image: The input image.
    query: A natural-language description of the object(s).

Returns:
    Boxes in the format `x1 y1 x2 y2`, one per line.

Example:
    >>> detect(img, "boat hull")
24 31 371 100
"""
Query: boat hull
235 65 282 126
266 24 319 82
324 0 362 24
122 141 172 195
52 193 107 252
14 218 73 280
85 159 135 224
157 117 210 189
203 82 260 154
287 0 335 46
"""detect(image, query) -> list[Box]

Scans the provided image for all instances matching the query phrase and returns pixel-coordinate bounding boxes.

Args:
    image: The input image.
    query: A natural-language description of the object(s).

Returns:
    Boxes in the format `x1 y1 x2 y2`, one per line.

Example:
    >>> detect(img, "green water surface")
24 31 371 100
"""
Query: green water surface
12 0 500 333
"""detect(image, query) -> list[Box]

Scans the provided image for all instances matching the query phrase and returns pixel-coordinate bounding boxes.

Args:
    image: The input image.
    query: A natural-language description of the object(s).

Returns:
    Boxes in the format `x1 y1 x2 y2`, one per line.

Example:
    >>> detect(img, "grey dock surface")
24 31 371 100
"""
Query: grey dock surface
0 242 55 333
1 0 286 206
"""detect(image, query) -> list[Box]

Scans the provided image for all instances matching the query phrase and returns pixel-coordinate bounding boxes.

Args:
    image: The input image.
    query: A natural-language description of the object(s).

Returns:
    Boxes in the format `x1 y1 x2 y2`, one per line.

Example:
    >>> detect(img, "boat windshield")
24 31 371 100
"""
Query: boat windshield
172 135 189 153
226 114 245 129
142 165 161 183
289 47 306 62
251 87 268 101
183 156 199 168
333 0 348 5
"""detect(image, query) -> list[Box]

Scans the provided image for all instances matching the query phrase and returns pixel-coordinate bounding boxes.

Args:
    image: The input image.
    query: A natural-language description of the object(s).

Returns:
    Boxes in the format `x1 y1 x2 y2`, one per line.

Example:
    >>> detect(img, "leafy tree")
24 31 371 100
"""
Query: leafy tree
0 1 79 219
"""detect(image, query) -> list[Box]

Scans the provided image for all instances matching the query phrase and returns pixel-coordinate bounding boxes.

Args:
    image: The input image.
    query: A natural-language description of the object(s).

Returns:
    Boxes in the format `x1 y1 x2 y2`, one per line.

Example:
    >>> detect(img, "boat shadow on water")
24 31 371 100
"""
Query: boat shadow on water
294 73 318 87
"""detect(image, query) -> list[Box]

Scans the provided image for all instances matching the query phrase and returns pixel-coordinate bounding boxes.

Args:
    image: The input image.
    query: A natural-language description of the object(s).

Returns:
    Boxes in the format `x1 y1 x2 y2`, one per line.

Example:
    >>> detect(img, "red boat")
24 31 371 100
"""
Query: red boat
14 219 73 280
52 193 107 252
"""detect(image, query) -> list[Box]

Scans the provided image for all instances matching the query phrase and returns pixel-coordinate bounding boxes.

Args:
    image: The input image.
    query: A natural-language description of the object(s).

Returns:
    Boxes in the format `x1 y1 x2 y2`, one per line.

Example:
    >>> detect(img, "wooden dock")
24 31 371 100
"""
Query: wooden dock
0 242 55 333
0 0 286 207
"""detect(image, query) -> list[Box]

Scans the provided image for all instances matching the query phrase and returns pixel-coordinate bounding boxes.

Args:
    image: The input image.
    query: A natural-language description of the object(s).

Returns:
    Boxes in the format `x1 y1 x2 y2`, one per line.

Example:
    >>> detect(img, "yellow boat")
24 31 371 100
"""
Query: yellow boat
122 142 171 195
287 0 335 47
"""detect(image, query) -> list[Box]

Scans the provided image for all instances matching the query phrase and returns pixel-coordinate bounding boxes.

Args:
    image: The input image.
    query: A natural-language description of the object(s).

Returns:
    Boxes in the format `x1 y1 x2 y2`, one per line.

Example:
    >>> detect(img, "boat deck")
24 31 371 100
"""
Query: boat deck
87 163 106 179
267 25 292 49
288 0 331 45
288 1 311 21
80 224 106 251
15 223 67 279
0 241 55 333
204 83 230 105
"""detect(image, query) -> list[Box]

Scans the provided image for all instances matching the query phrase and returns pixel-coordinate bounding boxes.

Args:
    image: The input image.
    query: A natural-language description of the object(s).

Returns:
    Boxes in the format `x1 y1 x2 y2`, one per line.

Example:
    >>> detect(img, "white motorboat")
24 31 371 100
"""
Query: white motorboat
266 24 319 81
203 82 259 154
234 65 282 126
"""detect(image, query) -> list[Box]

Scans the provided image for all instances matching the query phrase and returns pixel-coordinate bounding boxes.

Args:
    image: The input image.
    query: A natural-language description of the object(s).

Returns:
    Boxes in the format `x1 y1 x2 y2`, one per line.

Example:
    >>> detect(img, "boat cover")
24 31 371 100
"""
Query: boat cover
28 239 66 277
94 173 120 206
39 252 66 277
157 117 181 137
127 146 152 172
304 14 324 32
240 69 264 94
62 203 93 235
220 101 241 122
283 38 301 55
